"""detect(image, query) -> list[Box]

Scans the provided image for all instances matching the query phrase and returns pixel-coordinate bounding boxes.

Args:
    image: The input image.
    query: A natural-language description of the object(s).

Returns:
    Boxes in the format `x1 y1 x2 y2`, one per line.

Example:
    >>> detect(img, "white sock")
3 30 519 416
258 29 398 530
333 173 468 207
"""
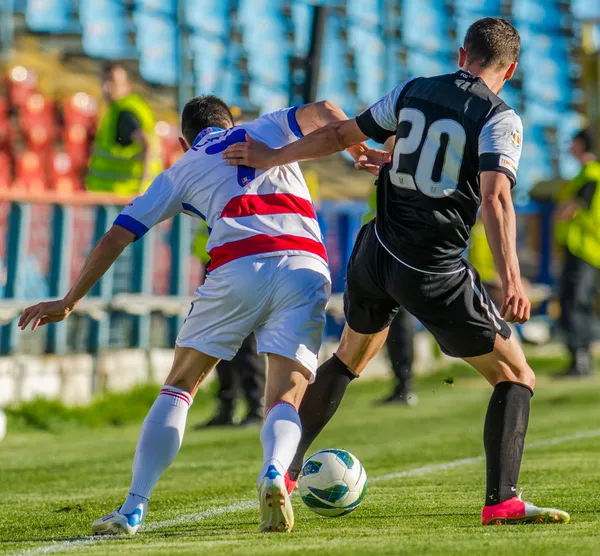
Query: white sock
121 386 193 517
258 401 301 484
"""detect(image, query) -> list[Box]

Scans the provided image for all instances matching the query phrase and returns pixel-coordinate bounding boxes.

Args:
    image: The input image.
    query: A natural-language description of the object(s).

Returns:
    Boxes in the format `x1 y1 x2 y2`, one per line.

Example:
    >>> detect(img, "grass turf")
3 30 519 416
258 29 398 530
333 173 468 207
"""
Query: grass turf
1 359 599 555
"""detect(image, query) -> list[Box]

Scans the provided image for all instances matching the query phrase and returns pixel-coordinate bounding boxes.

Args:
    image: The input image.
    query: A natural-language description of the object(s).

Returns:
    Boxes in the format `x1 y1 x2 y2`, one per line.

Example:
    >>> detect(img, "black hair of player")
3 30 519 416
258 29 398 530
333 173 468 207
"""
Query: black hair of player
101 61 128 76
181 95 235 146
464 17 520 69
573 129 595 154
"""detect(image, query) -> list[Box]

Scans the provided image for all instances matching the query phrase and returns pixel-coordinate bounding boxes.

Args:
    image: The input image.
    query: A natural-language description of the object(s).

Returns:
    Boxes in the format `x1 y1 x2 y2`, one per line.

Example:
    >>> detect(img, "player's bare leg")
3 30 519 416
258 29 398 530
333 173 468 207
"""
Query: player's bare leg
92 346 219 536
258 354 311 533
285 324 389 491
464 334 569 525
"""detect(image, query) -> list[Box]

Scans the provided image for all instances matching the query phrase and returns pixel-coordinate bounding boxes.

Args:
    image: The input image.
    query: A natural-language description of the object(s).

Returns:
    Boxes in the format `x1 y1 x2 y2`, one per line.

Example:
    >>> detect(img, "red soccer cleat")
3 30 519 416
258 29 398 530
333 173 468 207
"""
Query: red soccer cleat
482 490 570 525
284 471 298 495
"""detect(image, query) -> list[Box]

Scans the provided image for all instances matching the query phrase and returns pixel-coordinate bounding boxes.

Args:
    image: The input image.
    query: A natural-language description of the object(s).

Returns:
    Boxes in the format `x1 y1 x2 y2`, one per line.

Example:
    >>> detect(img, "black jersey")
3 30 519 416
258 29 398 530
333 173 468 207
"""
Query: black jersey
356 71 523 272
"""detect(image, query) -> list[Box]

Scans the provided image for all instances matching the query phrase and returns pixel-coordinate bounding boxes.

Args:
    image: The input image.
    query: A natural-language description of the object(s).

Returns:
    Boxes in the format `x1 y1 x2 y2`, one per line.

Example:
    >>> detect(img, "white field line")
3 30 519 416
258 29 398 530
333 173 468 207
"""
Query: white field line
9 428 600 556
371 429 600 482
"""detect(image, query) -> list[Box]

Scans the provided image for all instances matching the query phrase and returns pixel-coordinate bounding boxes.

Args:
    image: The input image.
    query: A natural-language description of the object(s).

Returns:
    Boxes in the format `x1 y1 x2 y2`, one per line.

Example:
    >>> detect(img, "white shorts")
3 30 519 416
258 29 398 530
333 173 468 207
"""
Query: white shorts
176 254 331 379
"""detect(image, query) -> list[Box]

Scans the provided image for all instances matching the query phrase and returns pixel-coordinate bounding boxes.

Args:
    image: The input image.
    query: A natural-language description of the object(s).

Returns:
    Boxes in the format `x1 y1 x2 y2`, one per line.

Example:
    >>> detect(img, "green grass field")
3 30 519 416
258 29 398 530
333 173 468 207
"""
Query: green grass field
1 358 599 555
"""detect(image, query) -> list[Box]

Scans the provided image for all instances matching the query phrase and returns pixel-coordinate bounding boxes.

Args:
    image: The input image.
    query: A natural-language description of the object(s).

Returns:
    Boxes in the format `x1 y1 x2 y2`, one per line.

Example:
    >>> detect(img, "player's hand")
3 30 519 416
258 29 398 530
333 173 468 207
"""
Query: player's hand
500 281 531 324
222 134 277 169
353 149 391 176
18 299 73 331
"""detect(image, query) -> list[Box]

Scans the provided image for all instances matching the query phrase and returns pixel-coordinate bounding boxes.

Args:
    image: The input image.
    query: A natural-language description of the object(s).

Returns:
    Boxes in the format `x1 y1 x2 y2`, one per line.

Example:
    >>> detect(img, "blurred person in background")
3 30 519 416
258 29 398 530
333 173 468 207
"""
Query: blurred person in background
192 227 266 427
85 62 162 195
555 130 600 378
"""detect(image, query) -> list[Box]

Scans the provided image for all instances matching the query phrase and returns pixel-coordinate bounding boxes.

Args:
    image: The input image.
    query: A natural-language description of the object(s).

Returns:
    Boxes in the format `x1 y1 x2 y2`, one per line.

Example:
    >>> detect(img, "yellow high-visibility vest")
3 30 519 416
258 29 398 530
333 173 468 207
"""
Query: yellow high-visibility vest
86 93 162 196
555 160 600 268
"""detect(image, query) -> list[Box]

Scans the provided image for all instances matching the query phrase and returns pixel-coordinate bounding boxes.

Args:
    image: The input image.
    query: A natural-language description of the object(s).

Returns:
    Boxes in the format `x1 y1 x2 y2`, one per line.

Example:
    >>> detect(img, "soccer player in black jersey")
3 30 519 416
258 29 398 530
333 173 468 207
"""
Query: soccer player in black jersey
223 18 569 525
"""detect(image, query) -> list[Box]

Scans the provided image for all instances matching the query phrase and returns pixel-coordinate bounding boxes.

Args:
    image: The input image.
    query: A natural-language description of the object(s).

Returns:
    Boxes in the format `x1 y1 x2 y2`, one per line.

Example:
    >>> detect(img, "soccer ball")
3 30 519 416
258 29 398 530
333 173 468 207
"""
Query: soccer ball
0 409 6 442
298 449 367 517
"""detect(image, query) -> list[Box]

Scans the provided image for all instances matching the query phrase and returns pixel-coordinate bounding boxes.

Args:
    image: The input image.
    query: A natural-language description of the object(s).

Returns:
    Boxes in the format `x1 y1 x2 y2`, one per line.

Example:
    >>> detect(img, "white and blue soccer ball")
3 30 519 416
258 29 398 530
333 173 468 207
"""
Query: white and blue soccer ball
298 449 367 517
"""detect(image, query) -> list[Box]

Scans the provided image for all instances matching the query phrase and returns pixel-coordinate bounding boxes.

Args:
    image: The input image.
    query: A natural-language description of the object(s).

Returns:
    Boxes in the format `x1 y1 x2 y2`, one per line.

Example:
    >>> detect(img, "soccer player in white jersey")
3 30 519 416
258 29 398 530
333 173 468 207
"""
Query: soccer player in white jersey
19 95 366 534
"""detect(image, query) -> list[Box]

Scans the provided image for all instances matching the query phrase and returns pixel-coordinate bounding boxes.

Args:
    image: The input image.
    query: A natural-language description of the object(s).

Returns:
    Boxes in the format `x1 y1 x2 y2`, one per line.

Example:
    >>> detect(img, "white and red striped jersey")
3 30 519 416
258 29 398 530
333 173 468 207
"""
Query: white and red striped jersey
115 107 328 272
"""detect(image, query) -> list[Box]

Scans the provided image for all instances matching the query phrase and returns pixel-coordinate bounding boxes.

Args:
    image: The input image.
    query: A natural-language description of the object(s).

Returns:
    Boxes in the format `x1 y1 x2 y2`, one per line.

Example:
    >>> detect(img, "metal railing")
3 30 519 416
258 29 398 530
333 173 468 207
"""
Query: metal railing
0 192 369 356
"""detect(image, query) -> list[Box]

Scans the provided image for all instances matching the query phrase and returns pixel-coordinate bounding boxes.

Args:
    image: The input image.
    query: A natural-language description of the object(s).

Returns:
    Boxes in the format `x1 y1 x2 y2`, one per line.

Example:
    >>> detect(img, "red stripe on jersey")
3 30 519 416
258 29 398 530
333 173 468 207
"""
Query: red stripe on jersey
220 193 317 220
207 234 327 271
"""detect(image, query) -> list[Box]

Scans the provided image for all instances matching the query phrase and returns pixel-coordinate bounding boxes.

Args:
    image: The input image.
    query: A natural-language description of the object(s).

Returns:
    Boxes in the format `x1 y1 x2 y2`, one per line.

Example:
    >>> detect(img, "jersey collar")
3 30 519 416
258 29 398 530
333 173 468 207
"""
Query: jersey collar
192 127 225 147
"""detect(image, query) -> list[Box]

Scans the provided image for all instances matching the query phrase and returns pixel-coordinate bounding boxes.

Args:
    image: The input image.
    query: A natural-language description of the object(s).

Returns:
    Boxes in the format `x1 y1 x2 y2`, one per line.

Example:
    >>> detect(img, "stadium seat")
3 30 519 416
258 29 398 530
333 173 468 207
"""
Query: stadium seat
291 1 311 57
513 0 568 31
14 151 46 192
406 49 453 78
63 93 98 132
19 94 57 154
189 33 228 98
155 121 182 169
63 124 90 171
80 0 134 59
8 66 38 109
402 0 452 54
49 151 78 194
239 2 293 112
347 0 385 104
0 152 11 190
134 10 179 86
454 0 502 11
317 10 358 115
571 0 600 20
184 0 230 35
25 0 76 33
134 0 177 16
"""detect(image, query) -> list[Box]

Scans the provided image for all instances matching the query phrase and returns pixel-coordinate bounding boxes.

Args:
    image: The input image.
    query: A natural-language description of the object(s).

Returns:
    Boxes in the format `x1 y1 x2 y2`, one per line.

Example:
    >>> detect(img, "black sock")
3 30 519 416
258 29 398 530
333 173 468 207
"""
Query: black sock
288 354 357 480
484 381 532 505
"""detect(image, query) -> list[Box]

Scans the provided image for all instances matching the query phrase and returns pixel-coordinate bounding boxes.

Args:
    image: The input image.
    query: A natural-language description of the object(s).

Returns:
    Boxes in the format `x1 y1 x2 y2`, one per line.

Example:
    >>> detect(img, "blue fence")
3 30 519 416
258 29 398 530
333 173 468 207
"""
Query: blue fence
0 195 554 356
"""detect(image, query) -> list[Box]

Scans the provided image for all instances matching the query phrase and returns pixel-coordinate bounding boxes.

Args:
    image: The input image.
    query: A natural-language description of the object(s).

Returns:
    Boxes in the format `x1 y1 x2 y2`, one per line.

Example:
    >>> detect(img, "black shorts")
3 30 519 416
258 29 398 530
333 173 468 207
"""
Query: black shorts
344 220 511 358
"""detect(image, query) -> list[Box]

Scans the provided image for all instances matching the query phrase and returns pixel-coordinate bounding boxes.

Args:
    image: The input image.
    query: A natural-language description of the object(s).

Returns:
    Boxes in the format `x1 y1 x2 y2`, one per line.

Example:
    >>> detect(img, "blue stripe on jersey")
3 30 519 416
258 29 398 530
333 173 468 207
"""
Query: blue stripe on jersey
287 106 304 138
182 202 206 220
114 214 149 239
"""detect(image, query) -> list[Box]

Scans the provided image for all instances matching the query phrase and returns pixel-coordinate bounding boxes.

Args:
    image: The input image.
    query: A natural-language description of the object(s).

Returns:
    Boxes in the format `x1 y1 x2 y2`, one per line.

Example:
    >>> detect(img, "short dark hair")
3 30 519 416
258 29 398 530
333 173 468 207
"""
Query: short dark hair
181 95 234 145
101 61 127 75
574 129 595 153
464 18 520 69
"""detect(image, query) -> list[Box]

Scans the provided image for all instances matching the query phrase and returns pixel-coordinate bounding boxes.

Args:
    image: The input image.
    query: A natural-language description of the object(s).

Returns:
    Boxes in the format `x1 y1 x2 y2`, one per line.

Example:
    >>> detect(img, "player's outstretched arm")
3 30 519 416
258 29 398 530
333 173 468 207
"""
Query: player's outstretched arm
479 171 530 324
223 117 370 170
18 225 135 331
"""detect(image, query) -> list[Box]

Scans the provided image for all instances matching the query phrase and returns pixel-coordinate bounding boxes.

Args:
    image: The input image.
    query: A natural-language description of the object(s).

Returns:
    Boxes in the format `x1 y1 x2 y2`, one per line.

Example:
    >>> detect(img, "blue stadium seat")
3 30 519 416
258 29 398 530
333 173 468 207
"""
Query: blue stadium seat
499 83 520 111
406 49 452 78
349 27 385 105
454 0 502 11
184 0 230 35
518 124 554 186
25 0 76 33
571 0 600 20
291 1 311 56
80 0 134 59
317 11 358 115
513 0 568 31
525 101 564 128
133 11 179 86
347 0 385 104
238 1 293 112
134 0 176 16
189 33 228 98
402 0 452 54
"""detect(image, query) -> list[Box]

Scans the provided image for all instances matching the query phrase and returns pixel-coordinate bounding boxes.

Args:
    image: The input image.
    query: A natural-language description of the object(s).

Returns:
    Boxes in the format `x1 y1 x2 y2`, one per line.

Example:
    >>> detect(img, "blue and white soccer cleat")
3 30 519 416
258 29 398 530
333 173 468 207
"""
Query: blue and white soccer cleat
91 507 143 536
258 465 294 533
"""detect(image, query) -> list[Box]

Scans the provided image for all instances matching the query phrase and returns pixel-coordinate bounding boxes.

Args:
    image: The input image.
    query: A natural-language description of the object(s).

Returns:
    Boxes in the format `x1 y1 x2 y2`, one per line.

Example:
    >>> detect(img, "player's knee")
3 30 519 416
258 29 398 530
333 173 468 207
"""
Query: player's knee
498 362 535 392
